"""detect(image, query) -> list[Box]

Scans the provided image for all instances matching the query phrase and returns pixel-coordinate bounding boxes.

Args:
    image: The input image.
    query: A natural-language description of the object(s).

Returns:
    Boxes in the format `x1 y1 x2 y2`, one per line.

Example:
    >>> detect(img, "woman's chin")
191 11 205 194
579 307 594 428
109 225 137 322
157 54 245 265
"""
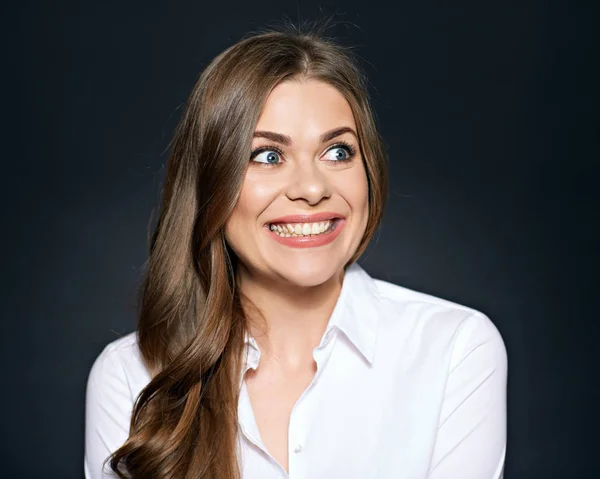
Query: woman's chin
270 261 342 289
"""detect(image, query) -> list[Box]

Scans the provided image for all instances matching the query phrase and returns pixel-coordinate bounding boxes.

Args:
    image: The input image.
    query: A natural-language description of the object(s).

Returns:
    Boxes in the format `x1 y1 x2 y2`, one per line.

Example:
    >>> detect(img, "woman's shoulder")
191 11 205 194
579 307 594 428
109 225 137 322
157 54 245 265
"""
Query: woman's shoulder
363 272 507 393
372 275 481 317
85 332 152 476
368 273 505 357
86 331 151 401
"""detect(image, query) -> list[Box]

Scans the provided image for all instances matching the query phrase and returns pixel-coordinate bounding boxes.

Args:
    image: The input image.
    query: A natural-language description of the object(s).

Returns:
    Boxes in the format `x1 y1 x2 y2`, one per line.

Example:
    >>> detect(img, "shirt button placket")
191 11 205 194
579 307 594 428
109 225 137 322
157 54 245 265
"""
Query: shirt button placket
288 404 308 478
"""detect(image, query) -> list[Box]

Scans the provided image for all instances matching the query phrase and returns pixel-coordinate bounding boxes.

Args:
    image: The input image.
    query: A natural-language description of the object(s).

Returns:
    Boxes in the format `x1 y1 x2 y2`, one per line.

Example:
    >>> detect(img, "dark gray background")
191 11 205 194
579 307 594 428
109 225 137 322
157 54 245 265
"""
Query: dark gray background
4 1 599 478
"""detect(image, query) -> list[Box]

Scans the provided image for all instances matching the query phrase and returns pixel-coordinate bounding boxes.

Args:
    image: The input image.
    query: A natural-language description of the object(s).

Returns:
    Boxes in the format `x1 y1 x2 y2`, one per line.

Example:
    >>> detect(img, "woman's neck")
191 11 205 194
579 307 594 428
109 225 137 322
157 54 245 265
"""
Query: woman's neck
238 265 345 372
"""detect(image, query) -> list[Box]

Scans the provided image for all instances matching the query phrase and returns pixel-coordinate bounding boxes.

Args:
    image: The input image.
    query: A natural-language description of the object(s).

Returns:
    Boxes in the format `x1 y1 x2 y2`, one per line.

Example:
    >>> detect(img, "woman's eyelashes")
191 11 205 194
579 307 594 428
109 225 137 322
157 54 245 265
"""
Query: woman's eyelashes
249 141 357 167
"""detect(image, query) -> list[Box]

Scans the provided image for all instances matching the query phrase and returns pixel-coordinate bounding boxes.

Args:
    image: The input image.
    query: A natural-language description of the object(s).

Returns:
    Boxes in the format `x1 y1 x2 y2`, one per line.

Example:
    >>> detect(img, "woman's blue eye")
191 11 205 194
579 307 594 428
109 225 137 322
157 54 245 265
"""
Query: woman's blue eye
252 150 282 164
324 146 351 162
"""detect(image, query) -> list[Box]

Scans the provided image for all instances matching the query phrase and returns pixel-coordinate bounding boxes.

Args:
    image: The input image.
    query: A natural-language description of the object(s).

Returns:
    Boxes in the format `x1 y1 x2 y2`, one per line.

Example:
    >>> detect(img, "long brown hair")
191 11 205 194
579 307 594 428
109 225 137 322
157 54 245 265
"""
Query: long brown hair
107 21 388 479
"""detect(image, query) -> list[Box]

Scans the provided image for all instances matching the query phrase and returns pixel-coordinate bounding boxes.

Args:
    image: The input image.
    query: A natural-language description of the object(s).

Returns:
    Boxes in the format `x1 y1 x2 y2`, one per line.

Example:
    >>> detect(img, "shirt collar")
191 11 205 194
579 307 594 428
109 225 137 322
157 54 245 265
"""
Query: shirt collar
243 261 380 365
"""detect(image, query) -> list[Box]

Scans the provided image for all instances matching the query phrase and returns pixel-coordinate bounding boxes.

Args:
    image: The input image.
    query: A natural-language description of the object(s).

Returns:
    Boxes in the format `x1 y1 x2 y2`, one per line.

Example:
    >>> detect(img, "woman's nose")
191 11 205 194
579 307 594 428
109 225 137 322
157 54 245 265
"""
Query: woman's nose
285 161 332 206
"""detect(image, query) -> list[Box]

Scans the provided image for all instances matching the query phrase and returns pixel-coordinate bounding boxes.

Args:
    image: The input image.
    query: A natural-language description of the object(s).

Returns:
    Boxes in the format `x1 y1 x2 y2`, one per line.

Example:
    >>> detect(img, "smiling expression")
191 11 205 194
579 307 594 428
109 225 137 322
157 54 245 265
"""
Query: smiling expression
224 78 369 287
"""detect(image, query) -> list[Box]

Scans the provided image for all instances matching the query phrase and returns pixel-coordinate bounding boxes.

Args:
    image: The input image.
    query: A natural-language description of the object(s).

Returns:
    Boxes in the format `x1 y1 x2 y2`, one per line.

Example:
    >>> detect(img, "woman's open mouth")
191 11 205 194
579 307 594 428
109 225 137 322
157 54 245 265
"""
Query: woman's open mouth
264 217 345 248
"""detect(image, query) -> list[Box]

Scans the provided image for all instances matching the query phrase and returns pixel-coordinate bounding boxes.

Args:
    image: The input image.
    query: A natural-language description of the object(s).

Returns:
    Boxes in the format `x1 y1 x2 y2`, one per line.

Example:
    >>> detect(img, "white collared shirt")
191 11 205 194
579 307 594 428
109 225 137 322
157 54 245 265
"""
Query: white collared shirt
85 262 507 478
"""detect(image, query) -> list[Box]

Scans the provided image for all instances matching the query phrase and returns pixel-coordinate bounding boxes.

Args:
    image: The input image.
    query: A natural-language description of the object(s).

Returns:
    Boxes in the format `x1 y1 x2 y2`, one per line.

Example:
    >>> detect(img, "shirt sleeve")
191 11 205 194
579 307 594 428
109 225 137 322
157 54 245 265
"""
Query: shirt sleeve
428 312 508 479
84 344 134 479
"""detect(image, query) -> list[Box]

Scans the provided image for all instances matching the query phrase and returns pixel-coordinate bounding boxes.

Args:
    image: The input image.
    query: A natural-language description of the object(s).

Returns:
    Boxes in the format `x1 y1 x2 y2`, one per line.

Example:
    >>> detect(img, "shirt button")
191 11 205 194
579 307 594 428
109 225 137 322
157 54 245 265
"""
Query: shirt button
293 444 303 453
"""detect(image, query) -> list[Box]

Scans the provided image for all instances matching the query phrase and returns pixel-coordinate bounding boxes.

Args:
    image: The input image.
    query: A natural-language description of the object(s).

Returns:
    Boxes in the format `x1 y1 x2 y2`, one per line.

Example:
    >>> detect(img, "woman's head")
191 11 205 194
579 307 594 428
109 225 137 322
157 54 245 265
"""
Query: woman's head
108 25 388 479
195 29 389 288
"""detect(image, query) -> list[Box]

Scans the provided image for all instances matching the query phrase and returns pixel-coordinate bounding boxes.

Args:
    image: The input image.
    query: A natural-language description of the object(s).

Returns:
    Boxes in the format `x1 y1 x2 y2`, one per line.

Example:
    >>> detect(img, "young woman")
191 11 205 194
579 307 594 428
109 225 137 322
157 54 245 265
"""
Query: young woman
85 25 507 479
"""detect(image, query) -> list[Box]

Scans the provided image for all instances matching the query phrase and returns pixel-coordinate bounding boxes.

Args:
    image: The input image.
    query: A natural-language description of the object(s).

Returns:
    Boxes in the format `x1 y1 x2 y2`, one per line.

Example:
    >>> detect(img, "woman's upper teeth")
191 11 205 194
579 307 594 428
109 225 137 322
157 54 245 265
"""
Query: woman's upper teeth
269 220 332 235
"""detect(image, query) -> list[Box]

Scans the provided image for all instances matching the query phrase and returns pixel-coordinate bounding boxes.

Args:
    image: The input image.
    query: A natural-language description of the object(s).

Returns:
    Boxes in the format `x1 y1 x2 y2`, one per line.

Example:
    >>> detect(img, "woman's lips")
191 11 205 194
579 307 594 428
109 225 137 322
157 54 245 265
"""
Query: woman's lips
264 218 345 248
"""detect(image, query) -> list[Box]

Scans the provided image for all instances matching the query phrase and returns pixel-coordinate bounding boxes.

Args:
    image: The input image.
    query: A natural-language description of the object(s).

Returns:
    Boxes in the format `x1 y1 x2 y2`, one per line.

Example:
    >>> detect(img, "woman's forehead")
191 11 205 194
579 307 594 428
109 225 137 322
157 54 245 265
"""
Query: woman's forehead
254 79 356 142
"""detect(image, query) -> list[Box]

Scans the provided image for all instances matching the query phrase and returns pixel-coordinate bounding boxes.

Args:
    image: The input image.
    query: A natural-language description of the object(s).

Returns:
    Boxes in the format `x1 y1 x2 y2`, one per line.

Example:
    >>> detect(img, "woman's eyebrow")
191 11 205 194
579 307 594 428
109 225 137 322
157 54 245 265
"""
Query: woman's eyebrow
253 126 358 145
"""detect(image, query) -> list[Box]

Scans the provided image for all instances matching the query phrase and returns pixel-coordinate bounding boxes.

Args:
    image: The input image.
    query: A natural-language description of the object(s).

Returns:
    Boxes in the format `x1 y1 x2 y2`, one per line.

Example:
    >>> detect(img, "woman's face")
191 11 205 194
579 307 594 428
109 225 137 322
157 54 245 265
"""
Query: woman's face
225 79 369 288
